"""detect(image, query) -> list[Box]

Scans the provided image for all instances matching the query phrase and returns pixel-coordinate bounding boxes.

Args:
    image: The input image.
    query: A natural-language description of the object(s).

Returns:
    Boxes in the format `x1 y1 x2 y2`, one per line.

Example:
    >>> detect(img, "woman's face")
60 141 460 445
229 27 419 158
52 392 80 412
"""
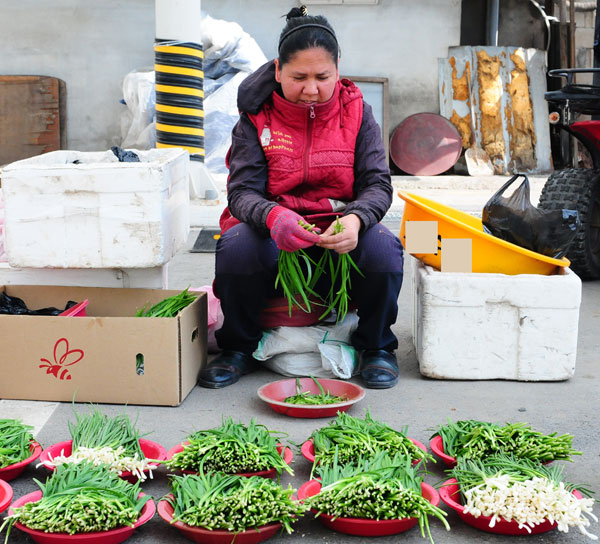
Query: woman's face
275 47 339 104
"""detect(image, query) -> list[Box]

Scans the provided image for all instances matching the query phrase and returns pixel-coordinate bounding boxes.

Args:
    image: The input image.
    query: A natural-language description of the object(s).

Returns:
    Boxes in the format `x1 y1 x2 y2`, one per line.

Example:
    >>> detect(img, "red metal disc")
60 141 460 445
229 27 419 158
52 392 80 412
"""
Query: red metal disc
390 113 462 175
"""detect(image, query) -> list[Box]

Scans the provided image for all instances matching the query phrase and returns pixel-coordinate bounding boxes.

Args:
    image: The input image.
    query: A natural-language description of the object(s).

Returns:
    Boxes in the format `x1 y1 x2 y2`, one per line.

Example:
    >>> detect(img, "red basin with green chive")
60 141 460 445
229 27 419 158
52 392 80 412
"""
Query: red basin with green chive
297 479 439 536
8 491 155 544
0 441 42 482
158 494 282 544
257 378 365 418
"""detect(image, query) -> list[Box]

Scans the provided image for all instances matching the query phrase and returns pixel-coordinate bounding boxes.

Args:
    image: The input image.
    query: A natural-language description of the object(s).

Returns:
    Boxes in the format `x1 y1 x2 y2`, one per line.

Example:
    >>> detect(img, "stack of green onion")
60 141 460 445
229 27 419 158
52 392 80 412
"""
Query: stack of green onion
166 472 305 533
166 417 292 476
310 411 432 471
310 452 449 543
284 376 348 405
433 419 581 462
1 462 150 537
0 419 35 468
136 287 197 317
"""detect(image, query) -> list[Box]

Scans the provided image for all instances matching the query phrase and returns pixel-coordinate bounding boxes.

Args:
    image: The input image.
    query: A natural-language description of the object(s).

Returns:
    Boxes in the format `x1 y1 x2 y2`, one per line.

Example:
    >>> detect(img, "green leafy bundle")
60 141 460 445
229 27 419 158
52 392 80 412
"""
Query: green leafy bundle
310 411 432 472
69 405 145 459
432 419 581 462
310 452 449 543
284 376 348 405
166 417 292 476
0 419 35 468
136 287 197 317
1 462 150 537
166 473 306 533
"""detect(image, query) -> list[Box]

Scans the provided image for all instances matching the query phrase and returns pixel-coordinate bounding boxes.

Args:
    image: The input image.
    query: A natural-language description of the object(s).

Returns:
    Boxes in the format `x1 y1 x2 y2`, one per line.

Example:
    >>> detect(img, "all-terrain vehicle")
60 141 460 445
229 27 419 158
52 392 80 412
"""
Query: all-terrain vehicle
539 67 600 279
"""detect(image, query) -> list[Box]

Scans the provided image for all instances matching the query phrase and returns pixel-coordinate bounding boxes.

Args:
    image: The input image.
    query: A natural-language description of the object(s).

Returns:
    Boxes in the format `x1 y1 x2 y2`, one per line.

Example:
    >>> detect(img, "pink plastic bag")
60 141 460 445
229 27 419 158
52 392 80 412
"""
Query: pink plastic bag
190 285 223 353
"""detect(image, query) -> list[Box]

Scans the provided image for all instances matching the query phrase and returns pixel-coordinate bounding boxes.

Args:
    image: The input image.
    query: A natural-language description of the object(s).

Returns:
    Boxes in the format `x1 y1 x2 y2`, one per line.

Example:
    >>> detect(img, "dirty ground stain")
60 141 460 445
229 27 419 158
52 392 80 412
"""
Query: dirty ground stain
506 50 537 171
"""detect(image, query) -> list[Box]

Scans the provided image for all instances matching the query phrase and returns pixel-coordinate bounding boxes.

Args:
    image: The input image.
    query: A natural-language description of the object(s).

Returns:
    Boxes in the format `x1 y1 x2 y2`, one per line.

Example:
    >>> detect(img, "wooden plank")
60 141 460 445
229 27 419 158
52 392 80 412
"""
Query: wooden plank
0 75 66 166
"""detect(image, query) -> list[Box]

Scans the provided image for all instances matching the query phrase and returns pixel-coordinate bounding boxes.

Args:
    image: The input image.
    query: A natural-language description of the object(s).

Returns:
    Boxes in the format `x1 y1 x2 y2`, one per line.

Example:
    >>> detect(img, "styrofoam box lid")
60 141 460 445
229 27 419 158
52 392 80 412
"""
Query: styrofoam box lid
2 148 189 193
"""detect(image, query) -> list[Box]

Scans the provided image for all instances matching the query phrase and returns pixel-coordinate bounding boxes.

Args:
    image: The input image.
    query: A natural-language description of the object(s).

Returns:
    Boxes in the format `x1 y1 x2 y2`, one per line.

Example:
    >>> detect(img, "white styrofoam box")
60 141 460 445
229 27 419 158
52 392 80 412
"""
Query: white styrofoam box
410 257 581 381
0 262 167 289
2 149 190 268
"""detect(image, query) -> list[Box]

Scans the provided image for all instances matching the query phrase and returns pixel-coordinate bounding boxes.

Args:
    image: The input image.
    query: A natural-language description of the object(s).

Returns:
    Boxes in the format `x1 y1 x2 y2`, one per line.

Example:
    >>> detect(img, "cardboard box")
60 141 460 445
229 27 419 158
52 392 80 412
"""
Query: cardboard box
2 148 190 268
0 285 207 406
411 257 581 381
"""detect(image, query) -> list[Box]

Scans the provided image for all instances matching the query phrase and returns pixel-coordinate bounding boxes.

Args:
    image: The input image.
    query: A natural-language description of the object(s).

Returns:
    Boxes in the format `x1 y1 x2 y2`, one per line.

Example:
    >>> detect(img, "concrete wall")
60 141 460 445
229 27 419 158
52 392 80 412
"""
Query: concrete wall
0 0 155 152
0 0 461 152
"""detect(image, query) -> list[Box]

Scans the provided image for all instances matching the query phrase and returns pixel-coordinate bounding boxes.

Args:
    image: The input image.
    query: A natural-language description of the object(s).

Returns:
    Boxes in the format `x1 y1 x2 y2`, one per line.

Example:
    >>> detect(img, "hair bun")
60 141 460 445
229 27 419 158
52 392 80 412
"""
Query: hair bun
286 5 308 21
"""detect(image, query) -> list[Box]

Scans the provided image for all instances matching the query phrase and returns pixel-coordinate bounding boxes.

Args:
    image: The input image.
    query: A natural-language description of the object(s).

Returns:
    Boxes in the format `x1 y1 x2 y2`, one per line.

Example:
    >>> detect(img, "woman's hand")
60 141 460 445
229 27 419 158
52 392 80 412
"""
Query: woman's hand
317 214 362 254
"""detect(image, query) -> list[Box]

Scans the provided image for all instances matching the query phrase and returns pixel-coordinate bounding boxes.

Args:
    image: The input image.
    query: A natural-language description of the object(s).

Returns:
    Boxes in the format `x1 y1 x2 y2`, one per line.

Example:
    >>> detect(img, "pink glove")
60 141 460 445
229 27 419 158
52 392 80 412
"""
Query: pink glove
266 206 321 252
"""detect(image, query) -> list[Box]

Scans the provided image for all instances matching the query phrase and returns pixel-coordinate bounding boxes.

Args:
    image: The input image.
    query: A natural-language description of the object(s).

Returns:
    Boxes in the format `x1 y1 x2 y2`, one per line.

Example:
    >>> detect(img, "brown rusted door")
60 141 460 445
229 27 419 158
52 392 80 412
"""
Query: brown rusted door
0 75 66 166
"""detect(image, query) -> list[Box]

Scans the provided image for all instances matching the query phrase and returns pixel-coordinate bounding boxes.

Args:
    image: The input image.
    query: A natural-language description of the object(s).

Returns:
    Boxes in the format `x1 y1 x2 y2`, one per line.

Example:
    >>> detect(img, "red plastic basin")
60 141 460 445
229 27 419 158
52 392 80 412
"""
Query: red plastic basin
9 490 155 544
297 479 439 536
158 495 281 544
429 435 457 467
257 378 365 418
0 479 13 513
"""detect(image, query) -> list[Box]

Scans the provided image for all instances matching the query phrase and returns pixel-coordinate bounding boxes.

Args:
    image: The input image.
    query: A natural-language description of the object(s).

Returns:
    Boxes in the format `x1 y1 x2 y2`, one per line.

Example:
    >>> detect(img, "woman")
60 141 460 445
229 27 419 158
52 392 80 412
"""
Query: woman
198 6 404 390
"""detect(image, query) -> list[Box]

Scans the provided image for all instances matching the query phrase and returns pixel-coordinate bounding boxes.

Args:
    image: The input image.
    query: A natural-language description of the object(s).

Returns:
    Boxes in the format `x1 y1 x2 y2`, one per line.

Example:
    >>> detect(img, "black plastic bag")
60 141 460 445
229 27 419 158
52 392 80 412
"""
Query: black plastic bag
0 292 78 316
111 146 140 162
482 174 580 259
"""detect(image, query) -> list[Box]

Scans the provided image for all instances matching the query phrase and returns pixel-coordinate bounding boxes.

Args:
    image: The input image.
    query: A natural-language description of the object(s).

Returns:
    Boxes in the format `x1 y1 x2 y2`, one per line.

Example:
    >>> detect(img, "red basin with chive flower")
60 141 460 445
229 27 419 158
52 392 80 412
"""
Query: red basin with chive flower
301 437 428 466
8 490 155 544
158 494 282 544
0 479 13 513
297 479 439 536
39 439 166 483
165 442 293 479
439 478 583 535
0 441 43 482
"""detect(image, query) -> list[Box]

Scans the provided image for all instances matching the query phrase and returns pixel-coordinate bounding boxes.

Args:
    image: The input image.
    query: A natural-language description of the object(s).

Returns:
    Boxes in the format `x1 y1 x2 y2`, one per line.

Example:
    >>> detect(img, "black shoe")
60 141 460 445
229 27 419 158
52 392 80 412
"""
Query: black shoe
359 350 399 389
198 350 259 389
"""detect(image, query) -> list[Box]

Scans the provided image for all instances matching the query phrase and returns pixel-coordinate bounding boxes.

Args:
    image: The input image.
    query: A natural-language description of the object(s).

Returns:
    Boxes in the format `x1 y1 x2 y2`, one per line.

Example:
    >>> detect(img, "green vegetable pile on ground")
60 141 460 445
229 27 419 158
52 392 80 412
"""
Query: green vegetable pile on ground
310 411 433 472
284 376 348 405
310 452 449 543
46 405 152 480
449 454 596 539
1 462 150 538
0 419 35 468
165 417 292 476
136 287 197 317
433 419 581 462
166 472 305 533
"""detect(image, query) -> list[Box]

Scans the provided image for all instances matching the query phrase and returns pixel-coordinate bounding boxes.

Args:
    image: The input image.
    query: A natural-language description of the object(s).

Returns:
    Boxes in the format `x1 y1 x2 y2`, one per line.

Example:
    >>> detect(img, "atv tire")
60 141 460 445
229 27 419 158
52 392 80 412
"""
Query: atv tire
538 168 600 280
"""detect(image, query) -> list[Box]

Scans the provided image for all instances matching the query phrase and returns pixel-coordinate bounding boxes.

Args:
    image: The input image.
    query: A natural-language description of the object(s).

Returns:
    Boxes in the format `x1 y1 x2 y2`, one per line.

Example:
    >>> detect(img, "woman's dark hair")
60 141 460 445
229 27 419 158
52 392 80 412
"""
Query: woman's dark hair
278 5 339 66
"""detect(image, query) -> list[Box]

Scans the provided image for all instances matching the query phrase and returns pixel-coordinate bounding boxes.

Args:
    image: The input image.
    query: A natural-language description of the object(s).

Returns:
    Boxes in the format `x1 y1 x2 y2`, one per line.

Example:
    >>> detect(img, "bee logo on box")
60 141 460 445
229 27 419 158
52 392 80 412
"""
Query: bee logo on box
39 338 84 380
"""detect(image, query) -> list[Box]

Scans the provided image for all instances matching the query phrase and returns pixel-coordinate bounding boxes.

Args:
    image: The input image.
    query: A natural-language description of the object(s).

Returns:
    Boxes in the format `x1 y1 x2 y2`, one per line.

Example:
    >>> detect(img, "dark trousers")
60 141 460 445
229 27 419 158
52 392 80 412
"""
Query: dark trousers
214 222 404 355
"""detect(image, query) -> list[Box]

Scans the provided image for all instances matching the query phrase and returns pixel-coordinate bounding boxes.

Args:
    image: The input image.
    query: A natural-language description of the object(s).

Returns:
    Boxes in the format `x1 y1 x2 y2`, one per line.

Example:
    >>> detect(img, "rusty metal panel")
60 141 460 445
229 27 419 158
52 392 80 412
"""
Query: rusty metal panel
439 46 552 175
0 76 66 166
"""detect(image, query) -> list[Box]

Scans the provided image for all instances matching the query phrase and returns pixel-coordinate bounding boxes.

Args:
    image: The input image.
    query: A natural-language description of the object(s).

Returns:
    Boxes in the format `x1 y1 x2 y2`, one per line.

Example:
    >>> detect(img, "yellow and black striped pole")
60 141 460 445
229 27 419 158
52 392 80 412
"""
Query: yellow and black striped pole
154 41 205 160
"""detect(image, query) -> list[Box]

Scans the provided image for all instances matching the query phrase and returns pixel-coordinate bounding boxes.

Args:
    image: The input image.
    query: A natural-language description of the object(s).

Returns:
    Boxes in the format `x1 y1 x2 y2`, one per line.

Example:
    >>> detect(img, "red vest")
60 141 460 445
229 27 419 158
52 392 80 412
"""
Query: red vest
220 79 363 233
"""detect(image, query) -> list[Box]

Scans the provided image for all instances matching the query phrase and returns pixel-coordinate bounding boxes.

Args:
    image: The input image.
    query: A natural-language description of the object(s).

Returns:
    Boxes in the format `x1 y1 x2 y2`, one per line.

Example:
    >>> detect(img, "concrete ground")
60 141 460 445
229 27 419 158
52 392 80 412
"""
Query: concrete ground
1 175 599 543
